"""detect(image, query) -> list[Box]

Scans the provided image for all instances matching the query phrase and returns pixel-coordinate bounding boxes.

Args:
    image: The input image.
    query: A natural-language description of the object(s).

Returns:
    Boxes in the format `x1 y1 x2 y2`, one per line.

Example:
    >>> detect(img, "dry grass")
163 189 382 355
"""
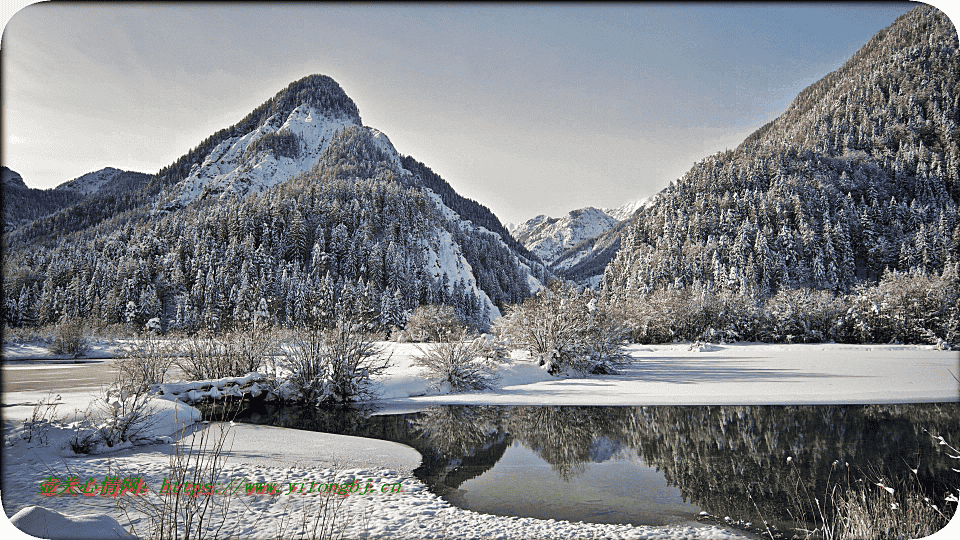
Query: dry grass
782 431 958 540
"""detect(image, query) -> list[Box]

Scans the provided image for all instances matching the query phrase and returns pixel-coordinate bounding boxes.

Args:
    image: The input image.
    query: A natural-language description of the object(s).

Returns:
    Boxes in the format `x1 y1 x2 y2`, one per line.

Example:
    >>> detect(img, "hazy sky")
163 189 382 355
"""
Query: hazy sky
1 2 947 226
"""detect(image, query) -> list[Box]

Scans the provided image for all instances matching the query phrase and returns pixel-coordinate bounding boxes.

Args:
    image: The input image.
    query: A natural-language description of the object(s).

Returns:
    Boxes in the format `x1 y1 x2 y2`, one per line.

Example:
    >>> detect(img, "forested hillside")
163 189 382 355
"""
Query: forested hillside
600 6 960 345
4 168 87 232
2 76 545 333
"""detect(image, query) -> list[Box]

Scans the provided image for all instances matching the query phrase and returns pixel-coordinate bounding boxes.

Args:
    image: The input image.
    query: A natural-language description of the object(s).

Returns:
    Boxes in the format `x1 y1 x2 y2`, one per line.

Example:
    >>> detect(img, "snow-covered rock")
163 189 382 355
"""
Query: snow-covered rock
8 506 133 539
156 372 272 403
603 196 652 222
423 228 502 321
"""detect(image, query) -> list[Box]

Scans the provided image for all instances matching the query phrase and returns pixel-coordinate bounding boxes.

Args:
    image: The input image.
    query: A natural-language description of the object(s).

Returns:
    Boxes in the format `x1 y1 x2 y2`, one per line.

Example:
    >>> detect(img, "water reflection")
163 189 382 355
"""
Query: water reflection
224 402 960 531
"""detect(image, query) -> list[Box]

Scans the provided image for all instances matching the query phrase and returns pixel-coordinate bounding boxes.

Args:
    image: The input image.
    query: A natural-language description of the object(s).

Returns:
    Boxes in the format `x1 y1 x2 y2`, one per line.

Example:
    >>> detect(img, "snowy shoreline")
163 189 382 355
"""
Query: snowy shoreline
3 342 959 539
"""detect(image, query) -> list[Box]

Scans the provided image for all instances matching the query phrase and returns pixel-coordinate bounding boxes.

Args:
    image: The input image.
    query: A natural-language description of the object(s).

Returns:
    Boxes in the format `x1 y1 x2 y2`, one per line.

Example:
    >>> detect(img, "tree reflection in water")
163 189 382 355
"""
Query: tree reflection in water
504 406 613 481
408 405 504 457
227 402 959 531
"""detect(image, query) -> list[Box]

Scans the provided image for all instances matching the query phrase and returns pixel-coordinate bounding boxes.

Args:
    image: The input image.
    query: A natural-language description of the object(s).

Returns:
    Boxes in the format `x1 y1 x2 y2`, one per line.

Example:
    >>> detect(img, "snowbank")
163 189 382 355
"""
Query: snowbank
8 506 132 539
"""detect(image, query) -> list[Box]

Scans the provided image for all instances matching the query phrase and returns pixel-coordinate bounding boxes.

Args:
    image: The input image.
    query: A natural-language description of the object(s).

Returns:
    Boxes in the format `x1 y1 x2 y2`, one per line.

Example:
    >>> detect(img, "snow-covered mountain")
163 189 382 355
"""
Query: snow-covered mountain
55 167 127 196
3 166 103 232
509 201 650 287
602 197 651 222
602 5 959 300
2 166 28 190
149 74 546 323
511 207 619 268
5 75 548 329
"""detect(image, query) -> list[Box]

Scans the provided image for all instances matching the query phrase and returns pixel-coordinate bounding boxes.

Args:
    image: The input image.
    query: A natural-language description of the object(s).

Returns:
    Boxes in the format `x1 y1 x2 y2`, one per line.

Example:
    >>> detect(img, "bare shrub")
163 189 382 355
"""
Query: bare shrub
176 327 275 381
20 393 63 445
494 280 629 375
405 304 464 342
119 421 236 539
762 287 844 343
68 407 99 454
782 431 958 540
414 328 501 392
282 317 390 404
117 333 176 393
52 317 86 357
93 375 160 449
271 481 353 540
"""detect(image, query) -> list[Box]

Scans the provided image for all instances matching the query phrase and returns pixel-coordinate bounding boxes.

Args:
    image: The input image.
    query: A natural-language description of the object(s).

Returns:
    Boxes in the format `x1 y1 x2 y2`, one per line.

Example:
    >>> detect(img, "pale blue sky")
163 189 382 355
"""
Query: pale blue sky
2 2 948 225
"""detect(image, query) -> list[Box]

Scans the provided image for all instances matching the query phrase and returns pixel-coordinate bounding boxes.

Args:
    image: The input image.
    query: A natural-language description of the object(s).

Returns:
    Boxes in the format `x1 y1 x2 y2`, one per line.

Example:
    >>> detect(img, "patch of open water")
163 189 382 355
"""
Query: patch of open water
221 402 959 535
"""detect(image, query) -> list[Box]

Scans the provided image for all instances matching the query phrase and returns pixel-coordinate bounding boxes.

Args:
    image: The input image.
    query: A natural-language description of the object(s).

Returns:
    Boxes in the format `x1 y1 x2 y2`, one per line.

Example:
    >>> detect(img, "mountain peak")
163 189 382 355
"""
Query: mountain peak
263 74 361 126
159 74 370 207
603 197 651 221
512 207 619 268
55 167 125 195
2 166 28 190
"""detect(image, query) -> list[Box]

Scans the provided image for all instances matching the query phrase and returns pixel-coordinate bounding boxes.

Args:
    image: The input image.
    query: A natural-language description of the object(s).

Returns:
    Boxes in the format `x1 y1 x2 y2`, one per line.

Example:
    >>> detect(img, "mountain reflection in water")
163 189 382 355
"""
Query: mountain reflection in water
223 403 959 531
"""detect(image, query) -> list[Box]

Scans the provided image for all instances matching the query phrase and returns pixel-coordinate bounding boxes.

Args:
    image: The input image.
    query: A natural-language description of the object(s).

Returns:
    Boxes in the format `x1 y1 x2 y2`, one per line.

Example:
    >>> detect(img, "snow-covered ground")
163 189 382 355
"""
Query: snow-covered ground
378 342 960 405
1 338 125 361
3 342 958 539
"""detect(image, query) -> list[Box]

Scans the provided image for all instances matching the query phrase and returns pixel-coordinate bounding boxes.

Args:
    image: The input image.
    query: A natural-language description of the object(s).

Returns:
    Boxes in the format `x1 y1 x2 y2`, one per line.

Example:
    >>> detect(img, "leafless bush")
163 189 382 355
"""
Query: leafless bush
117 334 176 393
175 327 275 381
494 280 629 375
781 431 958 540
404 304 465 342
52 317 86 357
93 379 160 449
283 317 390 404
414 328 501 392
272 482 354 540
20 393 63 445
119 420 236 540
68 407 99 454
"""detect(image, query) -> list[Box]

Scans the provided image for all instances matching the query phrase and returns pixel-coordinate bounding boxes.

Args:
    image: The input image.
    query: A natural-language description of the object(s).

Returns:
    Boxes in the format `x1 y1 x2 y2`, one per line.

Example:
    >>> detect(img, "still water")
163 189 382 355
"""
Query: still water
452 441 701 525
222 403 959 533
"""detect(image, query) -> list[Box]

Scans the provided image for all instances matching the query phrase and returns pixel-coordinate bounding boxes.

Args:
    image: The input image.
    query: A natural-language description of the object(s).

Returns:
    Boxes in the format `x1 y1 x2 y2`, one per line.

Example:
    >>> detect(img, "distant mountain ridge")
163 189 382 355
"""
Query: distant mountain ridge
511 207 619 267
510 198 649 286
2 167 28 190
2 166 151 232
55 167 139 196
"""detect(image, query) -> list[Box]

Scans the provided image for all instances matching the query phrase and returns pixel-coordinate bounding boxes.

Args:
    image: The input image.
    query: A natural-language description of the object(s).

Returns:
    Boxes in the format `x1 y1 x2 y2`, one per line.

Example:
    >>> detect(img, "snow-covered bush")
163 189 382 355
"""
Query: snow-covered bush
91 380 159 449
117 333 175 393
68 409 99 454
616 284 762 344
414 328 501 392
60 379 161 455
837 268 959 345
282 317 390 404
760 287 844 343
404 304 465 342
52 317 85 357
494 280 629 375
145 317 162 333
175 327 275 380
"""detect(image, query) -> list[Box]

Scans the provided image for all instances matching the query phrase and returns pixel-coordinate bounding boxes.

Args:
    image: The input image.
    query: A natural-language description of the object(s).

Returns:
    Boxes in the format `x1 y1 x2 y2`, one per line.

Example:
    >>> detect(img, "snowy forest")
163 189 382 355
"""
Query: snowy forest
600 6 960 346
2 124 544 334
2 6 959 349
